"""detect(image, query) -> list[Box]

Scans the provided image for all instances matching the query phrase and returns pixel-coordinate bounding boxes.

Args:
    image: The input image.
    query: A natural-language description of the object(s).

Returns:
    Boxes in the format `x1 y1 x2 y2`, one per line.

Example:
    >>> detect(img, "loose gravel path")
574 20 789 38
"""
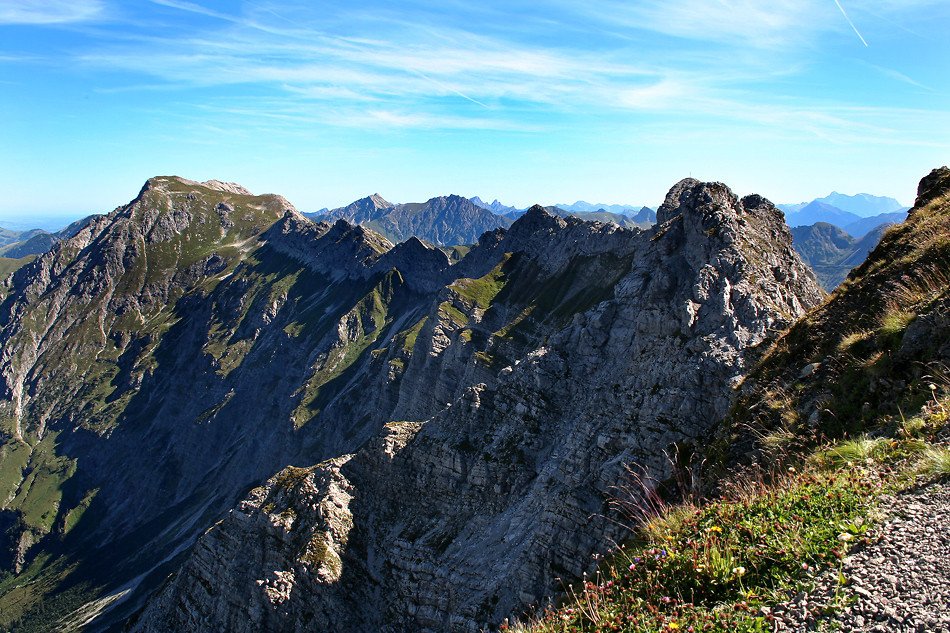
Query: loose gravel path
773 481 950 632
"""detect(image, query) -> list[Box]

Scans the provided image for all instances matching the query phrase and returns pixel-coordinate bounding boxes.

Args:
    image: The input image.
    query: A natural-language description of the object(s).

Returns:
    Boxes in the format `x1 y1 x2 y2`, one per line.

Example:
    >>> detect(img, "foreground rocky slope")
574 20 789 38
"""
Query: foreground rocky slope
129 179 821 632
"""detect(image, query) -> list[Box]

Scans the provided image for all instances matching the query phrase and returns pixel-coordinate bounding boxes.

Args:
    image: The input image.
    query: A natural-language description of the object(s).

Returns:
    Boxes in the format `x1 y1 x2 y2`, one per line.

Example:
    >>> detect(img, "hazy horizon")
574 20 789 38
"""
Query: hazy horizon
0 181 912 234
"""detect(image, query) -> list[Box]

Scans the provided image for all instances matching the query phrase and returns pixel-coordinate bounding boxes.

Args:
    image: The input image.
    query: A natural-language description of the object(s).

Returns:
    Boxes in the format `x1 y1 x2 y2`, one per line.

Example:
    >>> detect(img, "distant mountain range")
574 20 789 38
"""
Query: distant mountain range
552 201 648 216
308 196 656 246
790 222 894 291
0 216 93 258
469 196 520 216
0 189 906 297
774 195 908 291
779 191 907 218
781 201 906 239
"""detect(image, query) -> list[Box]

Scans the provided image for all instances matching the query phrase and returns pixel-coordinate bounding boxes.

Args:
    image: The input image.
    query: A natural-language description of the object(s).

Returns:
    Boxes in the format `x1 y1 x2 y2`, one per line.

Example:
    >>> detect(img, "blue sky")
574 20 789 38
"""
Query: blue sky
1 0 947 226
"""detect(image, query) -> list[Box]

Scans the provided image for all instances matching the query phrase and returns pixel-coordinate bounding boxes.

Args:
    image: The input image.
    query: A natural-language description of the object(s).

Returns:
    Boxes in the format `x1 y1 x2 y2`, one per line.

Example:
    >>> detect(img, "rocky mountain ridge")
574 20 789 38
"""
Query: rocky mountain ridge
0 174 823 631
310 194 511 246
127 178 822 632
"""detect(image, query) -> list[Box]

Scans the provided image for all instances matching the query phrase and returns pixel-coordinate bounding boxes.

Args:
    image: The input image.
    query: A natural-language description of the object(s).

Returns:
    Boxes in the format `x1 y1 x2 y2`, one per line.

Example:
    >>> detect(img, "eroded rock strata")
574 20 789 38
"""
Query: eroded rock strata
129 178 821 632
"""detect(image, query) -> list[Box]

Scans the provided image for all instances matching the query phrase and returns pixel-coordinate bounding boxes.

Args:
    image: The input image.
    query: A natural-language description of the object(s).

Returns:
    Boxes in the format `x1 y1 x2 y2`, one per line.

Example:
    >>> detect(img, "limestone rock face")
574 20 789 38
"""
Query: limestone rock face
0 175 456 625
143 459 359 631
131 179 822 632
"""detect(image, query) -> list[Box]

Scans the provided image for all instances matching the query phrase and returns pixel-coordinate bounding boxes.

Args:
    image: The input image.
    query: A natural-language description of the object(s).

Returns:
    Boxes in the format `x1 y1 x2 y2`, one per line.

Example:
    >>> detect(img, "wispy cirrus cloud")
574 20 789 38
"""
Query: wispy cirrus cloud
0 0 106 24
60 0 949 146
866 64 932 91
553 0 830 48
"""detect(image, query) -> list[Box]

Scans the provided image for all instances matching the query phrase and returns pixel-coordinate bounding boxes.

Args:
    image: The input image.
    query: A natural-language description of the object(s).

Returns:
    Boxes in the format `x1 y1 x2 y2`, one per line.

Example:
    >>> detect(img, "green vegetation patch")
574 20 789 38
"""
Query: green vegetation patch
398 316 428 353
521 467 879 633
439 301 468 327
450 254 512 309
291 271 403 427
0 554 104 633
272 465 316 495
0 255 36 278
6 432 77 532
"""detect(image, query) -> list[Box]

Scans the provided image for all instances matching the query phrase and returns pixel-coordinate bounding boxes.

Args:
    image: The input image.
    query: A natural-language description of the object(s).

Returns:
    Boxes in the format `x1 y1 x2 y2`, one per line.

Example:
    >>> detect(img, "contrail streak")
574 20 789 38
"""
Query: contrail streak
834 0 869 47
409 69 492 109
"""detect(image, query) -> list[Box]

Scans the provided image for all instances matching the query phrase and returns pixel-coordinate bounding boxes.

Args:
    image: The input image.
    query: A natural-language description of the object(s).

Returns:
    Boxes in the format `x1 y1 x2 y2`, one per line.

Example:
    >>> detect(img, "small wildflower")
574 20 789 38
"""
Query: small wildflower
732 566 746 576
669 622 680 630
705 526 722 533
838 532 853 542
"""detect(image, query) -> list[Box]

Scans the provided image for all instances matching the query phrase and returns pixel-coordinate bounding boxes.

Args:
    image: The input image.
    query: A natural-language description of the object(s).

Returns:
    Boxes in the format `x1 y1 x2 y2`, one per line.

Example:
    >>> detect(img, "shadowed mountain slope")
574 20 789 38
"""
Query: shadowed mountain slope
129 179 821 633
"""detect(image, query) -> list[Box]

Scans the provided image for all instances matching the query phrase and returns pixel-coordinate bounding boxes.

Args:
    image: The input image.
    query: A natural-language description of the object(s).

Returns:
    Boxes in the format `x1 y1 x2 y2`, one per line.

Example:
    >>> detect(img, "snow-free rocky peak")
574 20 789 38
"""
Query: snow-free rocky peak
128 178 822 633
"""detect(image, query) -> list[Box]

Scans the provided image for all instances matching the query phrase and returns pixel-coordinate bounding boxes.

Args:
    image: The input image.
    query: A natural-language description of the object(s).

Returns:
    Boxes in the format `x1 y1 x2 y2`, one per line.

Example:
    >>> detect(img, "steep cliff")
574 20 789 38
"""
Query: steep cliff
0 176 460 630
129 179 822 632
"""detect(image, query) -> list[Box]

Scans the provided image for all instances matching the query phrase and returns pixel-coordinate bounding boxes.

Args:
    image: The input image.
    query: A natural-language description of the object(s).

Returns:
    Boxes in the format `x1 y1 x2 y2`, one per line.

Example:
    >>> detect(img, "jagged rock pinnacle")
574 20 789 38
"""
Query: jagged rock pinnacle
915 166 950 207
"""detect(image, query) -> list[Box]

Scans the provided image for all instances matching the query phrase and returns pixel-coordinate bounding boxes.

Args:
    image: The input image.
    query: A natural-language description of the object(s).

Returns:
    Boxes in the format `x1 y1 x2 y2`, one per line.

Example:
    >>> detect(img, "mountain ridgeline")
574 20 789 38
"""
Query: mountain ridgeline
310 195 655 246
312 194 509 246
0 175 825 631
789 222 893 291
